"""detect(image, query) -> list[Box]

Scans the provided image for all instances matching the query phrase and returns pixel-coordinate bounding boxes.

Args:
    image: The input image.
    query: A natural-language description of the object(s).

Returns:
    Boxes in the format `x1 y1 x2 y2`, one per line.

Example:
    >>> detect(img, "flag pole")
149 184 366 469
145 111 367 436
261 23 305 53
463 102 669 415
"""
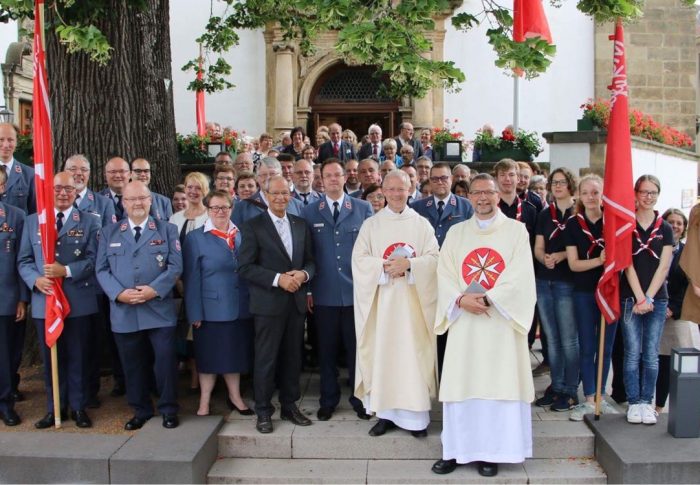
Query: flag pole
594 314 606 420
513 76 520 132
51 346 61 427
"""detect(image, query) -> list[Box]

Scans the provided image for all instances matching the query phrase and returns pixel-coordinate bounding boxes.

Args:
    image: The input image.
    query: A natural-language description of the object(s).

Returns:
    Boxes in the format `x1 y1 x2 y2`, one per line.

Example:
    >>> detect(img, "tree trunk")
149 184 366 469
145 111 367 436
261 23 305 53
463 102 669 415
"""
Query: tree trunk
46 0 179 195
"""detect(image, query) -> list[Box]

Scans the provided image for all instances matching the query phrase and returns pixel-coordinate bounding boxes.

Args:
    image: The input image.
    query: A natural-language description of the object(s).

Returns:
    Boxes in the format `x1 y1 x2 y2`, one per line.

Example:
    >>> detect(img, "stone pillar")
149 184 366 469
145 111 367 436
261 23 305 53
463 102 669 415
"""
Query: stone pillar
413 52 434 130
273 42 295 133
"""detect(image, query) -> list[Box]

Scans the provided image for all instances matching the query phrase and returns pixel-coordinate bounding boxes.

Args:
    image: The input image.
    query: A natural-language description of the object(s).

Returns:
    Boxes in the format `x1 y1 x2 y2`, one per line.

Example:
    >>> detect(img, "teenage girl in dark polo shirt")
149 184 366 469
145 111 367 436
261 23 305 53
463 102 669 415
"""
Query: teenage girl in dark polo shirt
621 174 673 425
565 174 618 421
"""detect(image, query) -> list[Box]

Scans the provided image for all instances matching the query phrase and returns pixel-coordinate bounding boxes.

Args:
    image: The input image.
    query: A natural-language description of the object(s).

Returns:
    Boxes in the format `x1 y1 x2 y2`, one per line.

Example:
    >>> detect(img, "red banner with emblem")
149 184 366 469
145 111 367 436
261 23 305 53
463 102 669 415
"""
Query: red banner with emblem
595 20 636 324
33 0 70 347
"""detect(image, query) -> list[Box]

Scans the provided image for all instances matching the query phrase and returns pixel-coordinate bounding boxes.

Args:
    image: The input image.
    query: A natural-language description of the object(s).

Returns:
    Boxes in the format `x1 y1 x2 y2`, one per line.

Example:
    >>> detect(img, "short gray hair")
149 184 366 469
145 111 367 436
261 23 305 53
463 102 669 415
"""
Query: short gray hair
382 169 409 188
259 157 282 171
65 154 90 169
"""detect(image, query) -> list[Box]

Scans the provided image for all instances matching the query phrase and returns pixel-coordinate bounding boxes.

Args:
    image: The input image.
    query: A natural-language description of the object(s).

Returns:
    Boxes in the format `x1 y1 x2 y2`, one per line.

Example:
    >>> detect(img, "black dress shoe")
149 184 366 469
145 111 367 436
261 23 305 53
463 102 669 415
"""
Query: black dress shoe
110 384 126 397
0 409 21 426
411 428 428 438
256 415 273 434
35 411 67 429
230 401 255 416
124 416 150 431
162 414 179 429
368 418 397 437
9 390 24 402
353 405 371 420
478 461 498 477
431 459 457 475
71 410 93 428
86 396 101 409
316 407 334 421
281 406 312 426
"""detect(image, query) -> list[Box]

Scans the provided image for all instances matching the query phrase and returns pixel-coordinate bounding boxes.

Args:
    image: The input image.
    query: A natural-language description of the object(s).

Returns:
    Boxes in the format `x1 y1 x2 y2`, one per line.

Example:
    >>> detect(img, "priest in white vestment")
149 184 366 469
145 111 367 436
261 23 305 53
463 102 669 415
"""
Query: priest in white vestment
432 174 536 477
352 169 439 437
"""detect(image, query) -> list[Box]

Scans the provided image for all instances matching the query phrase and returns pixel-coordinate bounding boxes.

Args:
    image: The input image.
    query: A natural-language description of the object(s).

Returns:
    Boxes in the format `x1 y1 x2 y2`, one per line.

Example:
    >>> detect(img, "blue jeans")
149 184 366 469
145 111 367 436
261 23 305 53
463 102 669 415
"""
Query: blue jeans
621 297 667 405
574 292 618 397
536 279 579 396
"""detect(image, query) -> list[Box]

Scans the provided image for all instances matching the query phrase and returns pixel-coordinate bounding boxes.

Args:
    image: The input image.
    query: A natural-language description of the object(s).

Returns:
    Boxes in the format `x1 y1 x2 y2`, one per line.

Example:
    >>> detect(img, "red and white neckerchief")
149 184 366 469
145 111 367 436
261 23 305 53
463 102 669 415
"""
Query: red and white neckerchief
514 197 522 221
210 225 238 250
632 212 663 259
548 204 569 240
576 213 605 259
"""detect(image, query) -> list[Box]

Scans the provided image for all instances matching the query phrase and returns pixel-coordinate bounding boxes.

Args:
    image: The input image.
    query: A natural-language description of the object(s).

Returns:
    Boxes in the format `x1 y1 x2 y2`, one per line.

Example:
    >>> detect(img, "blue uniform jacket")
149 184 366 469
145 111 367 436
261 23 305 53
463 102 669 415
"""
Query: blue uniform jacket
18 209 100 318
151 191 173 221
1 160 36 214
77 189 117 227
292 190 322 206
302 196 373 306
95 217 182 332
231 190 304 227
411 194 474 247
183 227 250 323
0 202 28 316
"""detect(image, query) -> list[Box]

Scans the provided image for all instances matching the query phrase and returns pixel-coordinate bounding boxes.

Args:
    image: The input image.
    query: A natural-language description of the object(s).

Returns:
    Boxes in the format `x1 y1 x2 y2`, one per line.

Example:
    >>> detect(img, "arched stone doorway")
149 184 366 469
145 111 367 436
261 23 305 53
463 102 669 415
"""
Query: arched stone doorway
307 65 400 139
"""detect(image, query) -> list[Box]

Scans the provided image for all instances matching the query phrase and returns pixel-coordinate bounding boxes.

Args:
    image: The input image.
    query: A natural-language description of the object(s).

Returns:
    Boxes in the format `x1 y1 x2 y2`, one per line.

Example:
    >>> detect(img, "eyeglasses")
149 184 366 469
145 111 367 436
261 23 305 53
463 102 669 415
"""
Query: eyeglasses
132 169 151 175
216 176 234 182
123 195 151 203
66 167 89 173
208 206 231 212
470 190 499 197
294 170 313 176
367 194 385 201
429 176 450 184
54 185 76 194
383 187 408 194
550 180 568 186
106 170 130 175
637 190 659 198
267 191 291 197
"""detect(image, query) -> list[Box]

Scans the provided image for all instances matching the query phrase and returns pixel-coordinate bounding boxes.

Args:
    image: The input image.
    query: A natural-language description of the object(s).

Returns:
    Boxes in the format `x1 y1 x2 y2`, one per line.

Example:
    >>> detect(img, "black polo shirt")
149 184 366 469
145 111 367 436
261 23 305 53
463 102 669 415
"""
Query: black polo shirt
620 215 674 300
564 213 604 292
535 205 573 281
499 197 537 249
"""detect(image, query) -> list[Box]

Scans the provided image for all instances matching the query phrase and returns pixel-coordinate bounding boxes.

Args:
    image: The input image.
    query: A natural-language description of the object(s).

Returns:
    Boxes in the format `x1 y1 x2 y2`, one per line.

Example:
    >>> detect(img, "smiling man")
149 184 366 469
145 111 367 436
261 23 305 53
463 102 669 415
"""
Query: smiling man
0 123 35 214
130 158 173 221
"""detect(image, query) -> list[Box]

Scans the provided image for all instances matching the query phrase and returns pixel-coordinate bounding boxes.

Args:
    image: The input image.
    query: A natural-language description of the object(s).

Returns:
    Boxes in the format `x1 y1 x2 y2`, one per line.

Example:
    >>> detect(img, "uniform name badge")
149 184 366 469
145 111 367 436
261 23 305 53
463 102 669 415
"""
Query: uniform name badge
156 254 165 267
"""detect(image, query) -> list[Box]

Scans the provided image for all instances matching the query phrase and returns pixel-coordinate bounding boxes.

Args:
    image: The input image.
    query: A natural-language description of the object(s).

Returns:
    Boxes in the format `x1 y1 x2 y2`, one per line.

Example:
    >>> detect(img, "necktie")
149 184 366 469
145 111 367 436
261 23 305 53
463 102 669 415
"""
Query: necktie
333 143 339 156
73 194 80 209
333 201 339 222
56 212 64 232
372 144 378 157
300 193 309 205
275 219 293 259
437 200 444 218
134 226 142 242
115 194 124 219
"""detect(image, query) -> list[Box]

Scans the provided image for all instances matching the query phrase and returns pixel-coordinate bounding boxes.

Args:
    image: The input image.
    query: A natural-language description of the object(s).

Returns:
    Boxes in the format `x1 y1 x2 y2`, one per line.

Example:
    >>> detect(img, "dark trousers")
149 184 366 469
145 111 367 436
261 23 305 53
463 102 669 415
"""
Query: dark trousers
114 326 178 419
611 322 627 402
0 316 15 413
253 299 305 417
656 354 671 408
9 318 25 392
35 316 91 412
315 305 361 410
87 294 125 397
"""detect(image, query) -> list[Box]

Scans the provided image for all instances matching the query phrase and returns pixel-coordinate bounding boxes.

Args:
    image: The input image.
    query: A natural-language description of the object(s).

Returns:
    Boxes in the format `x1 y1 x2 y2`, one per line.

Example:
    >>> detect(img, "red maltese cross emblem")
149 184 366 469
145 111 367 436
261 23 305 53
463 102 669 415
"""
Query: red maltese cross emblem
461 247 505 290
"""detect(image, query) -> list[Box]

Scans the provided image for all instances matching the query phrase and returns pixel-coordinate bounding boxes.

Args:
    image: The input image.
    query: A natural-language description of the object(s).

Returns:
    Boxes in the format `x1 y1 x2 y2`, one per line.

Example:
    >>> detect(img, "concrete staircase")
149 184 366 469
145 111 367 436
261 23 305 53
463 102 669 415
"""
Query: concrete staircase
207 360 609 484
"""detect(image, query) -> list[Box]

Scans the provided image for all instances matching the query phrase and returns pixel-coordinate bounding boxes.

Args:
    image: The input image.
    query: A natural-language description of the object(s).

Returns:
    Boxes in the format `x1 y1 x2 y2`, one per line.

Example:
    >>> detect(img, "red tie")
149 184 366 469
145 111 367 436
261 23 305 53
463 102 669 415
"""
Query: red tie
372 144 378 156
333 143 339 156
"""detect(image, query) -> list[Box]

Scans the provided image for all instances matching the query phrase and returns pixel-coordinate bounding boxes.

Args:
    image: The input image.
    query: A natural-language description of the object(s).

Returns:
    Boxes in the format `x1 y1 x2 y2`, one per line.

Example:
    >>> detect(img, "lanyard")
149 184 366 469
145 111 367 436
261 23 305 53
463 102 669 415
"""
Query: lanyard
576 213 605 259
632 212 663 259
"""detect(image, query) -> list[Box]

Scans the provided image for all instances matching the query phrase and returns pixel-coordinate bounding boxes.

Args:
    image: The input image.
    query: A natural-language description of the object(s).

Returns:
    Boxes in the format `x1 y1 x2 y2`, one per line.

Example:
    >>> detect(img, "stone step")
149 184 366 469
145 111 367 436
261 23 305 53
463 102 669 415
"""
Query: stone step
207 457 607 484
217 419 594 460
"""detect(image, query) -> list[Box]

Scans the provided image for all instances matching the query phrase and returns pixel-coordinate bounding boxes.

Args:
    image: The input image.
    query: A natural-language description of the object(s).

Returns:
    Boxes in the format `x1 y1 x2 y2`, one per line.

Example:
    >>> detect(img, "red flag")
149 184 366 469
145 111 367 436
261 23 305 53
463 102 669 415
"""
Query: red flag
595 20 636 324
513 0 553 43
196 46 206 137
33 0 70 347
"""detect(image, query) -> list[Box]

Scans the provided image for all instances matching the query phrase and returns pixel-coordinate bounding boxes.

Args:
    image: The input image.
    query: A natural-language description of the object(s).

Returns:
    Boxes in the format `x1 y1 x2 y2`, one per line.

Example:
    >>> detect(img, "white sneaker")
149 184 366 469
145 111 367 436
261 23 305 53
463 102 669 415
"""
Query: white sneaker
641 403 658 425
569 402 595 421
627 403 642 424
599 399 619 415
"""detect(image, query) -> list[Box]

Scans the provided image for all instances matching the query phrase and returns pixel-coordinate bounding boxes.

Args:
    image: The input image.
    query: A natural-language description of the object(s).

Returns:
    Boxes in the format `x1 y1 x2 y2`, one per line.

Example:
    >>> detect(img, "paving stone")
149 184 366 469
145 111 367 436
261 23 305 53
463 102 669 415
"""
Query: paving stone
523 458 607 484
208 458 368 484
0 431 128 484
218 419 294 458
532 421 594 459
367 460 526 484
110 415 222 484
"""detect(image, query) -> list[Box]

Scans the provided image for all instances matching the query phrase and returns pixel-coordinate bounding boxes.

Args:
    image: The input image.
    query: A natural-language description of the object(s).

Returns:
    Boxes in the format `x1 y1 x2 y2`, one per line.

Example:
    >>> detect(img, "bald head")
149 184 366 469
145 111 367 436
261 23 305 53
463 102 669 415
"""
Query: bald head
122 181 152 224
131 158 152 185
105 157 131 194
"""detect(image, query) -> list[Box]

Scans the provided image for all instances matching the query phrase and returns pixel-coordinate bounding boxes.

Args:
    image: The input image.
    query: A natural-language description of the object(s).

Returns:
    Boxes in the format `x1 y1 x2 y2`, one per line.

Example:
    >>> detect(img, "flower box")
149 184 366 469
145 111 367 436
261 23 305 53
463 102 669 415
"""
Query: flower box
479 147 533 162
577 118 595 131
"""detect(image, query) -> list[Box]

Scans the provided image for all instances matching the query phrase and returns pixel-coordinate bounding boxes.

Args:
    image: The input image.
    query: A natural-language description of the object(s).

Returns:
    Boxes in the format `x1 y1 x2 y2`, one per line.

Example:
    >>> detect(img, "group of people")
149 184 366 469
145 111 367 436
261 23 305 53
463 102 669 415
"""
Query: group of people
1 119 699 478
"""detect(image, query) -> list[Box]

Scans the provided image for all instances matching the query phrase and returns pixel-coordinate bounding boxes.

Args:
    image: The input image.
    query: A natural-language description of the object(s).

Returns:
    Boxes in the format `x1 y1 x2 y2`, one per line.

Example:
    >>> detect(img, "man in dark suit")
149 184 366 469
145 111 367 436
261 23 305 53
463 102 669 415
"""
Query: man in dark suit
394 122 424 159
317 123 356 163
357 124 384 160
239 175 316 434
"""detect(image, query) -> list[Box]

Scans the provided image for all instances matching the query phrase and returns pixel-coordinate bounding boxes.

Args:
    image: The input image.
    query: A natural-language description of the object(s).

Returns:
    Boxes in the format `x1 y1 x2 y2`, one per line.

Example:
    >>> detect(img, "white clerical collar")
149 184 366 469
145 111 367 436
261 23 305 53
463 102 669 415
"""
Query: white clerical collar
476 212 498 229
267 209 288 224
384 205 406 215
325 193 345 207
433 194 451 206
203 217 235 233
55 206 73 219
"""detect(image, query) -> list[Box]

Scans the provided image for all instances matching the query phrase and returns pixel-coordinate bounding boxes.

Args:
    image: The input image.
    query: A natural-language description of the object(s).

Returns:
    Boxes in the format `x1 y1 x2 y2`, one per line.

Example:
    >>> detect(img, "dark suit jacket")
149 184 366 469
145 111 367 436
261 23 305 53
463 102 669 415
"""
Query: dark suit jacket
357 143 383 160
317 140 356 163
238 212 315 316
394 137 424 158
